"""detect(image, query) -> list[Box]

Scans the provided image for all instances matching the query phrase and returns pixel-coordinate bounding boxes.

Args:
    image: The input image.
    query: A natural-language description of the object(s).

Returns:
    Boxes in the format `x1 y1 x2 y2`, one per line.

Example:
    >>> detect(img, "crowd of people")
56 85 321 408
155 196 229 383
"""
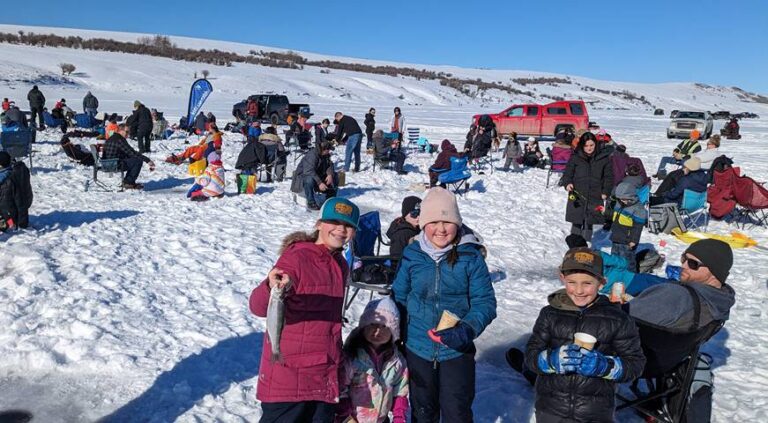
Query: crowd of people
0 85 745 422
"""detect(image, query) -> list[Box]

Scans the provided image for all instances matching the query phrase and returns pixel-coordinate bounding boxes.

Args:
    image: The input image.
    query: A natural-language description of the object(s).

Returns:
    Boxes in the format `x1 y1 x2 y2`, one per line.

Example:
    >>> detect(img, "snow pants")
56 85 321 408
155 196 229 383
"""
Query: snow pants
406 348 475 423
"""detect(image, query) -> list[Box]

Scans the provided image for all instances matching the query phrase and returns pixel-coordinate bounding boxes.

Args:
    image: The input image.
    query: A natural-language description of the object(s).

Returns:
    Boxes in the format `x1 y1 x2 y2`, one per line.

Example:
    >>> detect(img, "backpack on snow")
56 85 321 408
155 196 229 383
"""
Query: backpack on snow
648 203 687 234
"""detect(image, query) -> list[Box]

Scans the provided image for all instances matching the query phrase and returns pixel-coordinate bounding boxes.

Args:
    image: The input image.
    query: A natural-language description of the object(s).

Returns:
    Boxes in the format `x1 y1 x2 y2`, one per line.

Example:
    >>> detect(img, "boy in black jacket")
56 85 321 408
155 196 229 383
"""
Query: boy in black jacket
0 152 33 230
524 248 645 422
385 196 421 258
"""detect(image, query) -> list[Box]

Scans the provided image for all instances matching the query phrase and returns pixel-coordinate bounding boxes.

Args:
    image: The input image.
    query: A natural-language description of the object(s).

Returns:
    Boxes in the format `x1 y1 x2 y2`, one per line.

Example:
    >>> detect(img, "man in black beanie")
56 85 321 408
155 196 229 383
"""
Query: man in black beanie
625 239 736 331
385 196 421 258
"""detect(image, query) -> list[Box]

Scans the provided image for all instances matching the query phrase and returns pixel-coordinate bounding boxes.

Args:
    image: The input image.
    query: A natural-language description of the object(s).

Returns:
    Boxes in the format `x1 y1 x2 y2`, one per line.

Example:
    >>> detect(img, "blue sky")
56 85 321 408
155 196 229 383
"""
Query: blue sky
3 0 767 93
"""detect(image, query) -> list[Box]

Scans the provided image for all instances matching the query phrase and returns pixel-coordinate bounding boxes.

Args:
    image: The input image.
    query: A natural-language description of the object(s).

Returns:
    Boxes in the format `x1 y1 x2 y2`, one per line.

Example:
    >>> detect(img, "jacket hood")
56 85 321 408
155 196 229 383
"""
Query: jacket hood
278 231 318 255
614 181 639 201
688 282 736 322
259 133 282 143
441 139 456 152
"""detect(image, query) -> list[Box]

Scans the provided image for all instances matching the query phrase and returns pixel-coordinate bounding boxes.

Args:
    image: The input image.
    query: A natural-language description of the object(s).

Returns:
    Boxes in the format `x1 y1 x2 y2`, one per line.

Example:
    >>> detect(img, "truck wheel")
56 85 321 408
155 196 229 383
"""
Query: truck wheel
270 113 279 126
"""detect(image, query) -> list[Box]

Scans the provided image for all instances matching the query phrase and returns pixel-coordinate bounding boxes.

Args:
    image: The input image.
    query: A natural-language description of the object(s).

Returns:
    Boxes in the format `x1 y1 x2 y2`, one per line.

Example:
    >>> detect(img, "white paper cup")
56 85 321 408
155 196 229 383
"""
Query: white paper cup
574 332 597 351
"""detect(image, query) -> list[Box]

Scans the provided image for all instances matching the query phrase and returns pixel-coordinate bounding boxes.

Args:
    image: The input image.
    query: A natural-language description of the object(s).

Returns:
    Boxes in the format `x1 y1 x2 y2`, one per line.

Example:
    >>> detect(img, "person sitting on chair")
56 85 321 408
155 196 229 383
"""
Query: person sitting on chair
693 135 721 171
386 196 421 258
429 139 463 188
372 129 407 175
624 239 735 332
295 141 337 210
522 137 544 168
1 102 28 129
102 124 155 190
60 134 95 166
650 157 707 206
654 130 702 179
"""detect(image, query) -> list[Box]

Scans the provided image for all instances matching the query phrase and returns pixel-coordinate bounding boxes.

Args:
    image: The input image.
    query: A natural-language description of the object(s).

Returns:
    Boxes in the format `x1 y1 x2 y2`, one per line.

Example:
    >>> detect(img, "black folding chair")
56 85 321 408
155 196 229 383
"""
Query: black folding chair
0 130 35 169
86 145 125 192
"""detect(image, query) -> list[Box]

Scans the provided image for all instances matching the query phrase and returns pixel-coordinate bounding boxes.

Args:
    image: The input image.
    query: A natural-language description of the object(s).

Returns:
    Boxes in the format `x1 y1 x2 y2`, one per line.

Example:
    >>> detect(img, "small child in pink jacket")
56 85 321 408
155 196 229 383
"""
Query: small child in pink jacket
337 297 409 423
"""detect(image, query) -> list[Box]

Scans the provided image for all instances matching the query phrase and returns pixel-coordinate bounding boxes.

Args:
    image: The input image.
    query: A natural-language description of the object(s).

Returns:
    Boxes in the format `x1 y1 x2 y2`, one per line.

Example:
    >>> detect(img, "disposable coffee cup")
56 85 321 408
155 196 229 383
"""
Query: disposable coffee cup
436 310 460 331
574 332 597 351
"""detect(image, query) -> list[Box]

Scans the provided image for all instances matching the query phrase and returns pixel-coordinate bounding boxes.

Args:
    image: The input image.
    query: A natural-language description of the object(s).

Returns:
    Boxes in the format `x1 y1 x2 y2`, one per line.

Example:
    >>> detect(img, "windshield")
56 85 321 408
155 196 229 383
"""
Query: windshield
676 112 705 120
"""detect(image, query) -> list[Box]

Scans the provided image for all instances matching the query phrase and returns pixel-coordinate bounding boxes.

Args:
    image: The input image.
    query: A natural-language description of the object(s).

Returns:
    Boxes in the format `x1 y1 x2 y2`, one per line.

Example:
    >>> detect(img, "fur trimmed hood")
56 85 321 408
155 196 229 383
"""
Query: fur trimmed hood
279 231 318 255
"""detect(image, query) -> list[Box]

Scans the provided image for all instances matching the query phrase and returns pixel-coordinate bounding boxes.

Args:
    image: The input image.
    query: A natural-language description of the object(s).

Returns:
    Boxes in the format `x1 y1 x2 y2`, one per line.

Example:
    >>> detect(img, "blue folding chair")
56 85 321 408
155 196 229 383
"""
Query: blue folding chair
637 185 651 206
343 211 394 318
43 111 64 128
434 156 472 197
0 129 35 169
74 113 95 129
681 189 709 230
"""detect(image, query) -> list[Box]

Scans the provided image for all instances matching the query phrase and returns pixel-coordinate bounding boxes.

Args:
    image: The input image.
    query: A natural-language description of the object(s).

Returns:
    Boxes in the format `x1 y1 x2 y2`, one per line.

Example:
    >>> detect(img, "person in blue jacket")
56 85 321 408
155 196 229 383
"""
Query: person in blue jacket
650 157 708 206
391 187 497 423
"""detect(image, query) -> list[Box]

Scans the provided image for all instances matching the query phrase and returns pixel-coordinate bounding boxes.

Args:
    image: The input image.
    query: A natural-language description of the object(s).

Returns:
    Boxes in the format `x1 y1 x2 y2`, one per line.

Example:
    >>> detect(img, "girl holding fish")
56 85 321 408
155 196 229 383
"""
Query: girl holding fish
250 197 360 423
391 187 497 423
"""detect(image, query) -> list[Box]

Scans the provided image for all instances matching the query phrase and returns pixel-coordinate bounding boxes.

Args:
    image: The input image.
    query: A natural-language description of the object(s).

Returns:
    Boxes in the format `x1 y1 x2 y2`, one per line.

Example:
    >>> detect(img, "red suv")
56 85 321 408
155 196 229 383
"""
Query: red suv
473 100 589 136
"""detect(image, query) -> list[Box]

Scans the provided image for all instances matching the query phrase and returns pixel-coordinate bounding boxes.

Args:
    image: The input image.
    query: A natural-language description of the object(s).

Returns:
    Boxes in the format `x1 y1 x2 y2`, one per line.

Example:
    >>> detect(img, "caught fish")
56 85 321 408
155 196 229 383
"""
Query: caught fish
266 284 286 362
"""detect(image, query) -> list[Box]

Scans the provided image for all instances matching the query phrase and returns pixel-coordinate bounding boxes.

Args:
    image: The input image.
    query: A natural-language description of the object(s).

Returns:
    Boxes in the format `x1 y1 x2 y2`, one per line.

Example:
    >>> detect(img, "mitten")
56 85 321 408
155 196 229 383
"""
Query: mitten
427 322 475 353
537 344 582 374
577 349 623 380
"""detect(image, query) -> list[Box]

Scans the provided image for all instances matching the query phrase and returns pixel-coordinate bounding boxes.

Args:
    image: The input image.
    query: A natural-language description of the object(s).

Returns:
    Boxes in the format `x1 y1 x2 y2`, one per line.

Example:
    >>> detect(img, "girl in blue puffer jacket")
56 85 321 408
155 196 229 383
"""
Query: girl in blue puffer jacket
391 187 497 423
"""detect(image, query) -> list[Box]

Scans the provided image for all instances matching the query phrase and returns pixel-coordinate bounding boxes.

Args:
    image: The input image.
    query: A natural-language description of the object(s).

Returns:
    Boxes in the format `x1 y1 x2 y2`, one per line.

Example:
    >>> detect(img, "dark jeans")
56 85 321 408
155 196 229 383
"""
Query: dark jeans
388 150 406 172
407 348 475 423
570 223 594 242
611 242 637 272
30 106 44 129
259 401 335 423
120 156 144 184
303 175 337 206
136 130 151 153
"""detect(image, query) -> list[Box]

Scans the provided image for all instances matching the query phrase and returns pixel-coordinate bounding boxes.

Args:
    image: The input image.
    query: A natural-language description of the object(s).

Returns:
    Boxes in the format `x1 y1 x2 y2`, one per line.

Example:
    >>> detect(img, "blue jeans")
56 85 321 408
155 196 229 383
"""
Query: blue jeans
611 243 637 273
655 156 681 177
303 175 337 206
85 108 98 118
120 156 144 185
343 133 362 172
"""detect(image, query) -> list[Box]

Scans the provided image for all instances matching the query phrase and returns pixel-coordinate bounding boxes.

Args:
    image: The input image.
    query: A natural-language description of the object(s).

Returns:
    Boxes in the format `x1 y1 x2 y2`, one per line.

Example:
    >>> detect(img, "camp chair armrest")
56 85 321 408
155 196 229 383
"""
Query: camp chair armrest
429 166 449 174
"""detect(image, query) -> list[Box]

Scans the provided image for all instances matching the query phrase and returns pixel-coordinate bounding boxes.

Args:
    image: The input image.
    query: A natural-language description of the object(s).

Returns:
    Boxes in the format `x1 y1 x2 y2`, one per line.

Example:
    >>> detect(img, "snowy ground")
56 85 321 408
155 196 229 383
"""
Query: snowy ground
1 27 768 422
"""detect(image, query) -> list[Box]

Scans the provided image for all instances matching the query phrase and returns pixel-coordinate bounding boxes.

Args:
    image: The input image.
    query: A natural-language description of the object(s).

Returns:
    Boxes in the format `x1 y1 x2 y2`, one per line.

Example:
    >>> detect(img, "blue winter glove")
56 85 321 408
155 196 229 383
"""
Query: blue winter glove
666 265 682 281
428 322 475 353
537 344 582 374
577 349 623 380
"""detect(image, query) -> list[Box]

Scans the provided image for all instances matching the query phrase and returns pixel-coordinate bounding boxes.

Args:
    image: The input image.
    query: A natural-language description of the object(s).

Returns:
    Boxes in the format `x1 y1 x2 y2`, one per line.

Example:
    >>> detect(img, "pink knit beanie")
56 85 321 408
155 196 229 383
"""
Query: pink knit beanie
419 187 462 229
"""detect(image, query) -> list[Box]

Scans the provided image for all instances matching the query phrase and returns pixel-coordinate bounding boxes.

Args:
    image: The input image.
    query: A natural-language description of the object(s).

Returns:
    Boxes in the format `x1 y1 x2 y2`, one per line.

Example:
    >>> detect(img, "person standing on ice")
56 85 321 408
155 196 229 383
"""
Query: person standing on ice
82 91 99 117
388 107 404 143
391 187 496 422
250 197 360 423
364 108 376 150
334 111 363 172
561 132 613 243
26 85 46 130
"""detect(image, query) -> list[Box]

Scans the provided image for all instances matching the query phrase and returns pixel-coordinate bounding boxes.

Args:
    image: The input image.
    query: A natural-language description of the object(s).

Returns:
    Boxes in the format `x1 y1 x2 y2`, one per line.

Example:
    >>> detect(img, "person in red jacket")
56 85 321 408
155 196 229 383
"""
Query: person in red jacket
250 197 360 423
428 139 463 187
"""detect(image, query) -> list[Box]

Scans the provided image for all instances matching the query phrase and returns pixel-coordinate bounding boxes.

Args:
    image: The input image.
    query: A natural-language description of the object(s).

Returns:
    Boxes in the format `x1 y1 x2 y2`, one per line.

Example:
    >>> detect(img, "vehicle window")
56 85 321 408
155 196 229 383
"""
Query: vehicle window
677 112 705 120
272 96 288 106
526 106 539 116
507 106 524 117
569 103 584 115
546 107 567 115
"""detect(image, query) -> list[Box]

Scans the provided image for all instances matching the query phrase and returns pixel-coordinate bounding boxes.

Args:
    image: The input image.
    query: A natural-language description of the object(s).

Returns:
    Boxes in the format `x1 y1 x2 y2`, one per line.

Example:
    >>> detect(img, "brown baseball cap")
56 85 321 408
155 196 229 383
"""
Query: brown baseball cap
560 247 604 279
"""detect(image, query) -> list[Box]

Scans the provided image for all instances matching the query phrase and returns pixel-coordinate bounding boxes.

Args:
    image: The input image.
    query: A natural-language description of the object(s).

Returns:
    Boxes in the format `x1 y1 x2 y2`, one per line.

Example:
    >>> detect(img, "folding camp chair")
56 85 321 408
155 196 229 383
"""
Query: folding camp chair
618 285 724 423
680 189 709 230
434 156 472 197
732 175 768 228
43 111 65 128
86 144 124 192
545 149 569 188
343 211 395 318
0 129 35 169
74 113 95 129
405 127 420 153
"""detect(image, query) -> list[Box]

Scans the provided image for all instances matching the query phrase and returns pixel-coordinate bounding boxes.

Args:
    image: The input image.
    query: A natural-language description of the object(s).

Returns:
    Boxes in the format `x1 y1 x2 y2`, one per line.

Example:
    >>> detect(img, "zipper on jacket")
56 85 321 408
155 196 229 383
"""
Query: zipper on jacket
568 310 585 418
433 260 441 369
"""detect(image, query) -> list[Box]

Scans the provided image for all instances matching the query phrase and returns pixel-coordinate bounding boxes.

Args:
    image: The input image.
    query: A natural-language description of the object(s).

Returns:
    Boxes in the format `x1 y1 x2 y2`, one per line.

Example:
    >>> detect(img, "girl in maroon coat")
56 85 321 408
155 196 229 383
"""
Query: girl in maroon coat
250 197 360 423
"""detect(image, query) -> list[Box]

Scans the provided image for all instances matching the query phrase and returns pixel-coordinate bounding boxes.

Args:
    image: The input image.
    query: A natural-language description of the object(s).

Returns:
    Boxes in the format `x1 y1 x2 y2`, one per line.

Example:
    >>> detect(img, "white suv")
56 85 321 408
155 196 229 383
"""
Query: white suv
667 111 714 139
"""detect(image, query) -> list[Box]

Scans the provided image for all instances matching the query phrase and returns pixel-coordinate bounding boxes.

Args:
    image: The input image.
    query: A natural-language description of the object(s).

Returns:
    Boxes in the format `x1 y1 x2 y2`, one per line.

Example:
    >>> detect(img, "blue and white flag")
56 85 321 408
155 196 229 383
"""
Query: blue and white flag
186 79 213 127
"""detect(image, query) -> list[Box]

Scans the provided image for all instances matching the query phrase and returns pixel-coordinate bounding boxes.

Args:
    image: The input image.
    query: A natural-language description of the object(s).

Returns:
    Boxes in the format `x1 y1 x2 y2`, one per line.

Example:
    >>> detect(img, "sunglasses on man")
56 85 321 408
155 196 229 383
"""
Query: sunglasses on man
409 204 421 218
681 254 706 271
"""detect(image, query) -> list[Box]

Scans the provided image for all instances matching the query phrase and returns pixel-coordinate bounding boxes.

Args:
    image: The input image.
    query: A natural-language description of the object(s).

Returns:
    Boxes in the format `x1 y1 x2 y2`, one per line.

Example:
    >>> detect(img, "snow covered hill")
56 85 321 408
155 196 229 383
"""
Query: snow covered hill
0 25 767 422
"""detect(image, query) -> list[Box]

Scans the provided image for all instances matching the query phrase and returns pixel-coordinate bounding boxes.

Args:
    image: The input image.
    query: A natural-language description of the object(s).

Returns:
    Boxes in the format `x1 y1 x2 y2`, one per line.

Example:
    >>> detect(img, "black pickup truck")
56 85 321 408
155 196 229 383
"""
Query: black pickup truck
232 94 310 125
